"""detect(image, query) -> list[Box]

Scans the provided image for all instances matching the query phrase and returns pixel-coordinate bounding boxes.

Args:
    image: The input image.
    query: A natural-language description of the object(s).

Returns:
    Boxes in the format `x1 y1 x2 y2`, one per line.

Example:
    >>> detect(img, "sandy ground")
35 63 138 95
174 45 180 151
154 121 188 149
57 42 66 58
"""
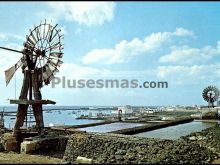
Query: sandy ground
212 159 220 164
0 152 62 164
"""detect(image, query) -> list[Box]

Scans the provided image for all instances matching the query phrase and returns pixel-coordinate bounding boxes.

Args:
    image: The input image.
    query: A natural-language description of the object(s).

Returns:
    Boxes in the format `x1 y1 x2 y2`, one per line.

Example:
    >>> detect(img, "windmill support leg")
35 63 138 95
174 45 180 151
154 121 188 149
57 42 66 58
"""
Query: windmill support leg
32 104 44 133
13 71 29 137
32 72 44 133
13 105 28 137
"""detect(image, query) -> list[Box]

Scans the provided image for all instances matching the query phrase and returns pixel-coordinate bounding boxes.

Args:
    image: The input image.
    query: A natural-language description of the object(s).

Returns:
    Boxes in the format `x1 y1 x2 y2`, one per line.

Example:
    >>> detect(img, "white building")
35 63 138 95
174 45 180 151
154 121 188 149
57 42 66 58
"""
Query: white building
166 108 175 112
140 108 155 114
190 113 202 119
112 105 133 115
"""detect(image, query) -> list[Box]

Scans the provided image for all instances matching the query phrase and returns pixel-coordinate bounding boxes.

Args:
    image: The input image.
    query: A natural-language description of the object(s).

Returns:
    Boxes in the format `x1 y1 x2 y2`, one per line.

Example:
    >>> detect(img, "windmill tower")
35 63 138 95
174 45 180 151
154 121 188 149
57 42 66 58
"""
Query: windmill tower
0 20 64 137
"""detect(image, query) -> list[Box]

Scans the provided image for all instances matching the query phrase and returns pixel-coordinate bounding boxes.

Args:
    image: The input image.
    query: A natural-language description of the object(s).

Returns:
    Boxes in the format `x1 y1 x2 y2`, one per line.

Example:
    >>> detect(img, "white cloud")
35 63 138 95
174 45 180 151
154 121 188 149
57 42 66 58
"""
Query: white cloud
0 32 23 42
57 63 110 79
54 63 154 80
82 28 194 65
47 2 116 26
0 33 7 41
173 27 194 37
159 41 220 64
157 64 220 85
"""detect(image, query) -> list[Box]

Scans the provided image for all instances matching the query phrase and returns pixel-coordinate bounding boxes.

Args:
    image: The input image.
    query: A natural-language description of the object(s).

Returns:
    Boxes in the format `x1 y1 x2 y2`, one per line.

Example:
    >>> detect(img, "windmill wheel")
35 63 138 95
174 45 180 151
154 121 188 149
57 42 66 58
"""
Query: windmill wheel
202 86 220 102
23 20 64 85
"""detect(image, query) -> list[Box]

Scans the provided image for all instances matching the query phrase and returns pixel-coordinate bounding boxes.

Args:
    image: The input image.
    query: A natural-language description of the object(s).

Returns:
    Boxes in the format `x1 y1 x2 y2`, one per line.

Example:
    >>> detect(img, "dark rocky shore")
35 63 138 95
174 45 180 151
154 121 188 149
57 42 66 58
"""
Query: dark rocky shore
63 123 220 164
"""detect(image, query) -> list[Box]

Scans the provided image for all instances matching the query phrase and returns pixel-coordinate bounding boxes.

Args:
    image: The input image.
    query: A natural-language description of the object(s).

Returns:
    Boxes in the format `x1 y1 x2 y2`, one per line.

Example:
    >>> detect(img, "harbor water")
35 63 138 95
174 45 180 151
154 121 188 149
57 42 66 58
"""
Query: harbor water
1 106 111 129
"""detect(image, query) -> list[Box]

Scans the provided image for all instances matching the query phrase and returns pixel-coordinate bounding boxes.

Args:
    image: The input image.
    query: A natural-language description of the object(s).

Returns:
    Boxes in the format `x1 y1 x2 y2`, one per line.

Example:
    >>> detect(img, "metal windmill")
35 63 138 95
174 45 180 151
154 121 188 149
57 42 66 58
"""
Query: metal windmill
202 86 219 108
0 20 64 137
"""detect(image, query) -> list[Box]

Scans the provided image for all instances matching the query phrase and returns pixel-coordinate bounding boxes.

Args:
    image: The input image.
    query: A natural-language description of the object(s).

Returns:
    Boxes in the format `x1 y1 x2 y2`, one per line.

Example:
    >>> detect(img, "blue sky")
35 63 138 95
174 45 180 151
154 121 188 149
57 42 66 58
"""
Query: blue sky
0 2 220 106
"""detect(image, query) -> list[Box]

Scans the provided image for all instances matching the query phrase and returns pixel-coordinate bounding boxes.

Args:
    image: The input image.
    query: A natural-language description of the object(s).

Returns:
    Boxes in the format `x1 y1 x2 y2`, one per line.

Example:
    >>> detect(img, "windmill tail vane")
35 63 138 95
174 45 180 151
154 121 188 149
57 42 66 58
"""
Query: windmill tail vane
4 57 24 86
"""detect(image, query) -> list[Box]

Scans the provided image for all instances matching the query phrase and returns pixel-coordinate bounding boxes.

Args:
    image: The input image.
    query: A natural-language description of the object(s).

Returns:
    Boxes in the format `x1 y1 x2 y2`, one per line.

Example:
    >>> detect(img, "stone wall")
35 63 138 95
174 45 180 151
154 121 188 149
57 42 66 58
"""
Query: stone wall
63 131 217 164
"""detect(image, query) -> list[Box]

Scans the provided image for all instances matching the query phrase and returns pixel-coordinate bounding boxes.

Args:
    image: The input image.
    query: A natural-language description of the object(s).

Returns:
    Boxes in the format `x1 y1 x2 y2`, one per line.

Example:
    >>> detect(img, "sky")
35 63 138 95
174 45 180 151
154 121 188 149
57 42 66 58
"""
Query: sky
0 2 220 106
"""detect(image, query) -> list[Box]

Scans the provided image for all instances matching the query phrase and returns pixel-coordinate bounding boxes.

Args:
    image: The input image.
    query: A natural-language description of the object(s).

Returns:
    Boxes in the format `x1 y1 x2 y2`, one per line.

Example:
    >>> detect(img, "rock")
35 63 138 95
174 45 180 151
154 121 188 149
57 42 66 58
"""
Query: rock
115 155 124 161
1 133 18 151
60 161 71 164
115 149 126 155
109 158 116 163
20 140 39 154
75 156 93 164
189 136 196 141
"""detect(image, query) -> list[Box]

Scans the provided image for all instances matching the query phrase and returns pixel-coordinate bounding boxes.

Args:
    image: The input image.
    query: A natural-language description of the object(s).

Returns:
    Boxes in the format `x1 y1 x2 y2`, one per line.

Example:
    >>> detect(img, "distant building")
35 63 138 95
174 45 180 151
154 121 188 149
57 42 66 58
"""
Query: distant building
112 105 133 115
166 108 175 112
190 113 202 119
145 109 154 114
140 107 146 113
140 107 165 113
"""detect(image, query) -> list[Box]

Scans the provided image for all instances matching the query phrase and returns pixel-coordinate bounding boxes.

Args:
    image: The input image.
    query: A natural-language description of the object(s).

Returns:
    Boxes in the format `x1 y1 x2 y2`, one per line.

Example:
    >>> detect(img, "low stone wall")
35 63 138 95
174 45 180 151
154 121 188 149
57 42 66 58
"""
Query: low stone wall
63 131 216 164
182 124 220 155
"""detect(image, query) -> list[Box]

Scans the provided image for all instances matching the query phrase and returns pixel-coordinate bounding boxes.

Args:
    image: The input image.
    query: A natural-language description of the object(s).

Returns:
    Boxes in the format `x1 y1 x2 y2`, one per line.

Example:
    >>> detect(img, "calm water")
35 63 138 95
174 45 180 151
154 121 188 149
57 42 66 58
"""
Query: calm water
78 122 144 133
135 121 216 140
0 106 111 129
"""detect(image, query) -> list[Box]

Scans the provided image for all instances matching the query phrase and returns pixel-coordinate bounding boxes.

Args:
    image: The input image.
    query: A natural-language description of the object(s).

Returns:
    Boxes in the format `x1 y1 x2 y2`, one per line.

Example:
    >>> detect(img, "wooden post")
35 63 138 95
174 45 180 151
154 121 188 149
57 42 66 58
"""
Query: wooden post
13 71 29 137
32 70 44 132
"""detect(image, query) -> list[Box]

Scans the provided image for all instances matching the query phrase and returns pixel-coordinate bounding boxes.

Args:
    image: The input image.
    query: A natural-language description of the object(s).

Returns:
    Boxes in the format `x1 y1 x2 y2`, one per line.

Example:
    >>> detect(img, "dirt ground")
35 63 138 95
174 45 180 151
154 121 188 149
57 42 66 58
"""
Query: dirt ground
0 152 62 164
212 159 220 164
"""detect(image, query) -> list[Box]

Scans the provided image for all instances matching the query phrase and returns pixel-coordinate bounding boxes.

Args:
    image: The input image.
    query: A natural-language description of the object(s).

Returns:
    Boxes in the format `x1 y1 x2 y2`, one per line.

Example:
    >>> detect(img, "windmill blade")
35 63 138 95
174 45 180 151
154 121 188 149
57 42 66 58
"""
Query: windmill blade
49 24 58 42
48 74 55 83
29 30 37 43
26 35 35 46
49 58 63 67
42 65 53 83
47 58 62 68
57 59 63 67
50 52 63 58
4 58 23 86
45 65 53 77
42 71 49 82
